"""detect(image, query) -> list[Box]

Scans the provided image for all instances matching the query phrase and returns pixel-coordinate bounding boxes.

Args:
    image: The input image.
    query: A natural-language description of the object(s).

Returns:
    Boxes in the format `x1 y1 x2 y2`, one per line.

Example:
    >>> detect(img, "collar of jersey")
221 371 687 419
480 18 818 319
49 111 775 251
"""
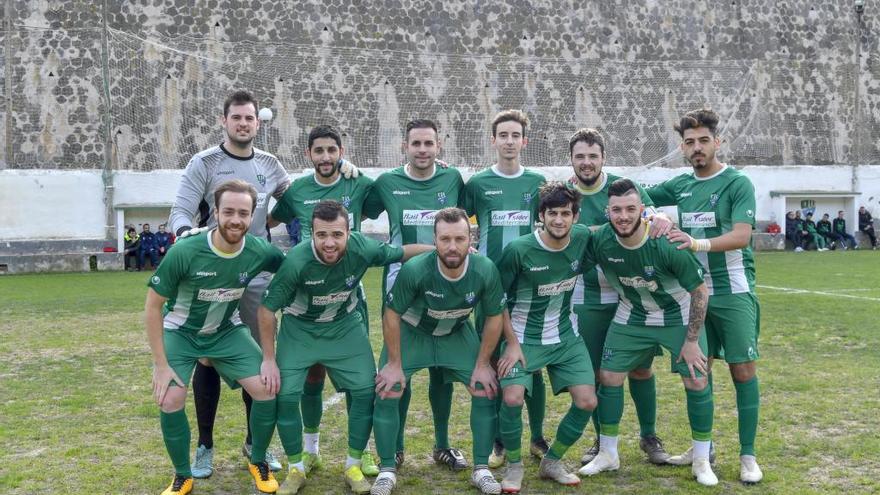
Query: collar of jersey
207 228 246 258
437 254 469 282
219 143 255 161
312 172 342 188
491 164 525 179
615 220 651 250
534 230 570 252
694 163 728 181
404 163 437 181
575 172 607 196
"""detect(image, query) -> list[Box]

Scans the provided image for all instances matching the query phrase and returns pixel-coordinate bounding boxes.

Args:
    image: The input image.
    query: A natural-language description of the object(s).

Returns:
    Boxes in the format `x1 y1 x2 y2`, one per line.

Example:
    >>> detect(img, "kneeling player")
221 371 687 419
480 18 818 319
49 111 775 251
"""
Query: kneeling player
371 208 506 495
577 179 717 486
145 180 285 495
258 201 431 495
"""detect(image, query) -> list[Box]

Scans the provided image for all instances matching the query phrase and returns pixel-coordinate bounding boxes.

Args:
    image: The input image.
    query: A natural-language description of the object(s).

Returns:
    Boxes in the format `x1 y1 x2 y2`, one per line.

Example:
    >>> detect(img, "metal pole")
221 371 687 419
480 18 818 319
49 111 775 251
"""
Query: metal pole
100 0 115 241
3 0 13 169
852 3 863 192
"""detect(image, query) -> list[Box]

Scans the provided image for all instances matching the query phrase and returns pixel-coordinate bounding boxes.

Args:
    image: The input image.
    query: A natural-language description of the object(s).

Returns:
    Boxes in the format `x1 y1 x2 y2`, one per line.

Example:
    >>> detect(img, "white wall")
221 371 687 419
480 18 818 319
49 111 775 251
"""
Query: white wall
2 165 878 241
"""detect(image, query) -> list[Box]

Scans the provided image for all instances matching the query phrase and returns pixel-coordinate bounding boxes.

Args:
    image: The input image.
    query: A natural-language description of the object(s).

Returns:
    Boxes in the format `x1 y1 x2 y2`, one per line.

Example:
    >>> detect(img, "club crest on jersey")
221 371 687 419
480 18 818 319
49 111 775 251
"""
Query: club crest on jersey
256 174 266 186
341 195 352 208
239 272 250 284
465 291 476 304
602 346 613 362
151 275 160 285
345 275 357 288
522 192 532 204
709 193 720 207
643 265 655 278
437 192 448 205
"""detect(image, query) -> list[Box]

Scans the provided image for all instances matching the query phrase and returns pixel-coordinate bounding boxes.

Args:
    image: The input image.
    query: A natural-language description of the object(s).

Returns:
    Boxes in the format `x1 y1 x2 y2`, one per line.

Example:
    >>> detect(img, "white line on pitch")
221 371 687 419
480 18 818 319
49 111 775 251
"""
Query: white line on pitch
757 284 880 302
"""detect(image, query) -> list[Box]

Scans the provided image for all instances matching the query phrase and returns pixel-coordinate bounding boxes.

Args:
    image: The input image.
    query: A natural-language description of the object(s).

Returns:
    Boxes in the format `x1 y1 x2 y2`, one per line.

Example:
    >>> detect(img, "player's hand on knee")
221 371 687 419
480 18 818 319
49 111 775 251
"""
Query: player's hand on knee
498 344 526 379
179 226 210 239
469 363 498 399
676 341 708 380
261 358 281 395
339 159 360 179
376 363 406 399
152 364 184 406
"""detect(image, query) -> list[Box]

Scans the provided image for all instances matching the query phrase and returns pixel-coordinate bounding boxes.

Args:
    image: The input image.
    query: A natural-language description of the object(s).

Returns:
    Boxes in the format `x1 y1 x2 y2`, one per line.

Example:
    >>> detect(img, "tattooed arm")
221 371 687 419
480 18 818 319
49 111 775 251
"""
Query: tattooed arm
677 283 709 379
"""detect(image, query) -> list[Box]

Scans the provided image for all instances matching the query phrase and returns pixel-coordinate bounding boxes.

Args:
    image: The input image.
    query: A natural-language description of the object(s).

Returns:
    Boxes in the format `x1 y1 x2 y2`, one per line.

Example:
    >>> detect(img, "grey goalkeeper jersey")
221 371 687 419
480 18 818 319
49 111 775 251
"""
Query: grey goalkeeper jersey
169 144 290 240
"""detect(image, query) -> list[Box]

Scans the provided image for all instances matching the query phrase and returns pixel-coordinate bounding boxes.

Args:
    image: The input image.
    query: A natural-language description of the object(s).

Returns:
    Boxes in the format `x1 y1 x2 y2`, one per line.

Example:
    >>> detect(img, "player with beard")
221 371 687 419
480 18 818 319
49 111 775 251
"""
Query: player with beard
146 180 286 495
371 208 507 495
269 125 378 475
566 128 671 465
363 119 468 471
259 201 431 495
646 109 762 484
495 183 597 493
577 178 717 486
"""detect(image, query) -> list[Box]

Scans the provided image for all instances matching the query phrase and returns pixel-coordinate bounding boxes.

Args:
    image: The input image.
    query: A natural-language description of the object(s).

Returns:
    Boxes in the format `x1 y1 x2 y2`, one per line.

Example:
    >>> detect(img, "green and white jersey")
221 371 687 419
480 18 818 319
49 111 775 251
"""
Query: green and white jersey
387 252 506 337
462 165 544 263
570 173 656 309
583 223 705 326
262 232 403 338
148 232 285 335
364 165 464 294
270 173 374 241
646 165 756 296
498 224 591 345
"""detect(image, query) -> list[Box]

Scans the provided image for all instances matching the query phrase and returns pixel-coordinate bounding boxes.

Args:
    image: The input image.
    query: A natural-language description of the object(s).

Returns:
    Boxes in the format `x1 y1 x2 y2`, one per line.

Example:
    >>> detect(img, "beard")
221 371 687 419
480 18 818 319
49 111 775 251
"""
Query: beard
544 223 573 240
316 244 346 264
217 222 247 245
576 169 601 187
226 129 255 147
439 250 466 269
611 218 641 238
314 161 339 179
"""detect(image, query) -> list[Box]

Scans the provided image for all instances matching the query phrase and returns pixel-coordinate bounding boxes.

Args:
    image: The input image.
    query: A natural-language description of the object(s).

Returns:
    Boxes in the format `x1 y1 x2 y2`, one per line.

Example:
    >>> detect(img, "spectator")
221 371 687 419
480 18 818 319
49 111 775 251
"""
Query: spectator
155 223 174 260
138 223 160 270
817 213 838 249
833 210 858 250
804 213 828 251
858 206 877 250
123 227 141 271
286 218 302 247
785 211 805 252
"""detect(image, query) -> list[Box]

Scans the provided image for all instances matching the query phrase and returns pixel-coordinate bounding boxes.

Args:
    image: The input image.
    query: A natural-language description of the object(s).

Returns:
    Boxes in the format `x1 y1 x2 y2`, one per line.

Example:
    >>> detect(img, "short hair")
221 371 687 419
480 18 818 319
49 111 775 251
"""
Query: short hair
404 119 439 141
214 179 258 212
806 213 813 218
223 90 258 117
568 128 606 156
538 181 581 215
312 200 349 227
607 178 640 199
492 110 529 137
127 227 136 234
674 108 720 137
823 213 829 217
308 125 342 149
433 207 470 233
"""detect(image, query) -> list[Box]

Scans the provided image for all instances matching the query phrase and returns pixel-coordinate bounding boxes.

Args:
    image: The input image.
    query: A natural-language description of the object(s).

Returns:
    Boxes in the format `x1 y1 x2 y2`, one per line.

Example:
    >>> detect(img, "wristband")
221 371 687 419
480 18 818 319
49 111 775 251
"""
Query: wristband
690 238 712 252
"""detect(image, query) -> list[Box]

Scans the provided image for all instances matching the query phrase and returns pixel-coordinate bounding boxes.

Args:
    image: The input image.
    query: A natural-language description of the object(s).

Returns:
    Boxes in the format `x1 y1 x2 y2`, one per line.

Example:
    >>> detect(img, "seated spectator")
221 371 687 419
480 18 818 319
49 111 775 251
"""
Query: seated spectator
785 211 805 252
123 227 141 271
155 224 174 260
804 213 828 251
833 211 858 250
138 223 160 270
817 213 839 249
858 206 877 250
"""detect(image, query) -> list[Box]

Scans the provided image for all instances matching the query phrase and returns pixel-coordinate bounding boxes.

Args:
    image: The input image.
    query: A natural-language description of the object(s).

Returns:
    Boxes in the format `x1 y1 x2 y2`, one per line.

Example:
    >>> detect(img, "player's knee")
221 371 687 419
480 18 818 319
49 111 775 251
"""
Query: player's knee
572 390 597 411
729 361 756 382
598 369 626 387
161 387 187 412
503 388 525 408
682 376 708 391
628 368 653 380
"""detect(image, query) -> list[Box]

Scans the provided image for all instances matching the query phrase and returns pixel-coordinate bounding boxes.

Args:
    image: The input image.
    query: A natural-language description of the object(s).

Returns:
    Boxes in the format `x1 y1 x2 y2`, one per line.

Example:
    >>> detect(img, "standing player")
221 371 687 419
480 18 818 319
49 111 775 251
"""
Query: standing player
146 180 285 495
168 90 290 477
371 207 507 495
258 201 431 495
269 125 378 474
647 109 763 483
495 183 597 493
461 110 549 467
566 128 670 465
363 119 468 470
577 179 717 486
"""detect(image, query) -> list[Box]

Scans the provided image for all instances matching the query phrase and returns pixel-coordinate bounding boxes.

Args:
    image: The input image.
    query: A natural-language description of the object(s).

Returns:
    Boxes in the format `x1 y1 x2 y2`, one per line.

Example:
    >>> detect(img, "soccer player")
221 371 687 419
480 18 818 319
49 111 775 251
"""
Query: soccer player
363 119 468 470
146 180 285 495
371 207 507 495
646 109 763 483
462 109 549 467
566 128 670 465
269 125 378 474
495 182 597 493
258 201 431 495
577 178 717 486
168 90 290 477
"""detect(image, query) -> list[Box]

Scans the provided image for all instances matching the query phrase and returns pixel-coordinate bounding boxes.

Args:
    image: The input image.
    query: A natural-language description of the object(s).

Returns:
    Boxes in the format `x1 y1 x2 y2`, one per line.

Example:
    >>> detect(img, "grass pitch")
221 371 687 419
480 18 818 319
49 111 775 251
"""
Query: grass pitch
1 250 878 494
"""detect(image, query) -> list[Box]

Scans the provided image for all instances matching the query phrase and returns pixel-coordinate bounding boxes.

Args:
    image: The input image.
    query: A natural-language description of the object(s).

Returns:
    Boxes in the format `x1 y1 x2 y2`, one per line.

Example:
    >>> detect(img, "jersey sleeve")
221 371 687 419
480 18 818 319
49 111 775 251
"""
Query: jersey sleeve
270 158 291 199
645 178 678 207
580 232 600 274
386 261 419 314
667 246 706 293
169 155 209 235
729 176 757 226
362 235 405 267
261 257 300 312
262 244 286 273
480 261 507 317
497 242 521 296
270 185 297 225
362 177 386 219
461 177 477 217
635 181 655 208
148 246 188 299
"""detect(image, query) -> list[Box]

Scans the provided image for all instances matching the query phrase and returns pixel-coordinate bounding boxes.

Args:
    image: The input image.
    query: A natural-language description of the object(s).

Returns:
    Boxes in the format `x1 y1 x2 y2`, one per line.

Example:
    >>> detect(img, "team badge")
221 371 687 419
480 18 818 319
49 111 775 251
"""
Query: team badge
345 275 357 288
465 291 476 304
602 346 613 363
341 195 352 208
709 193 719 207
643 265 655 278
570 260 580 272
437 192 448 205
256 174 266 187
151 275 160 285
522 192 532 204
239 272 250 284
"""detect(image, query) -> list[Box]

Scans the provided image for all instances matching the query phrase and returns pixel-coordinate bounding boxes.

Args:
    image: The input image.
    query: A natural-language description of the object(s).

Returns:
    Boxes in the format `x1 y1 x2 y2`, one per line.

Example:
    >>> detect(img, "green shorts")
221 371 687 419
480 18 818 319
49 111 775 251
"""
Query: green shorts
575 304 658 372
601 322 708 378
706 292 760 363
277 320 376 396
499 338 594 396
164 325 262 389
379 324 480 385
356 282 369 336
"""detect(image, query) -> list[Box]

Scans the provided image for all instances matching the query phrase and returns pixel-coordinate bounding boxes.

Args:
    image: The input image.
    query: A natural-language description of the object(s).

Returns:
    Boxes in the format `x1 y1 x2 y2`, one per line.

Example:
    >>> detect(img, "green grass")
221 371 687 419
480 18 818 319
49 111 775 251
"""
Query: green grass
1 251 879 494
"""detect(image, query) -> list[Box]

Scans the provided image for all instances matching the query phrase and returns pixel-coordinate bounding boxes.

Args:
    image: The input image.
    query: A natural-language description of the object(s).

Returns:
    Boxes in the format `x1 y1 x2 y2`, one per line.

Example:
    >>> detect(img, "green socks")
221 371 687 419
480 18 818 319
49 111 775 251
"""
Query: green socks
470 396 497 466
347 387 375 452
249 398 277 463
428 367 453 449
301 378 324 433
525 372 546 442
499 402 524 463
396 379 412 452
685 386 714 442
735 376 760 456
160 409 192 477
628 375 657 437
276 394 303 460
597 384 624 432
547 403 592 460
374 396 401 468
